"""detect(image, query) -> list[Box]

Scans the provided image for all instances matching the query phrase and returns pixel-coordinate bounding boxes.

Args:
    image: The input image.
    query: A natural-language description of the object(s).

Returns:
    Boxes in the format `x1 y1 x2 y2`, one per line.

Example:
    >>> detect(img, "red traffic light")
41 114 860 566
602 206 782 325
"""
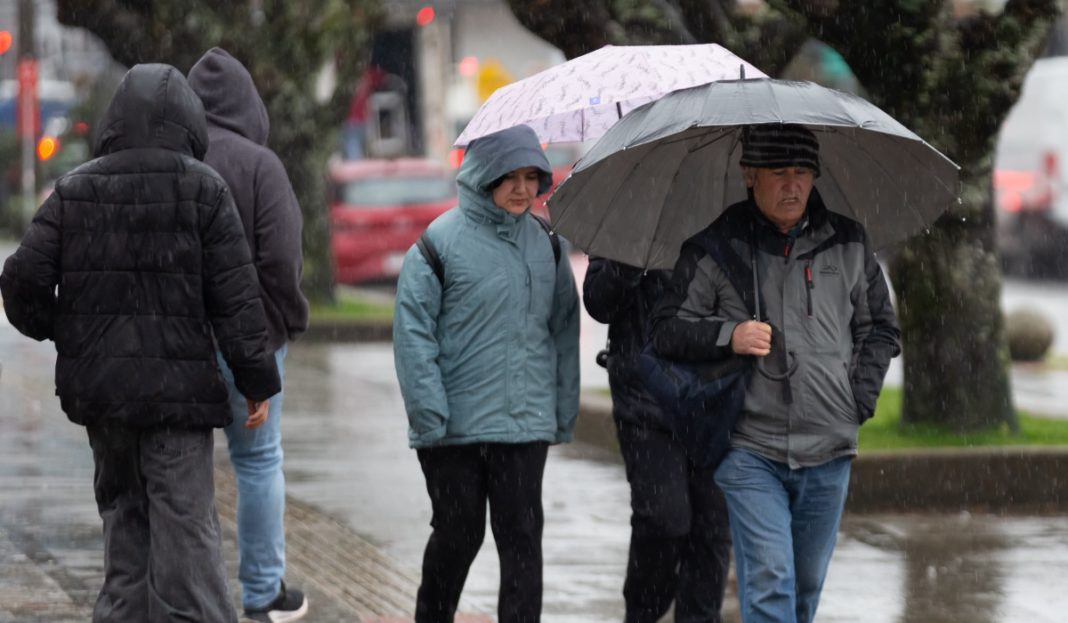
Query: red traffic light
416 6 435 26
0 31 12 55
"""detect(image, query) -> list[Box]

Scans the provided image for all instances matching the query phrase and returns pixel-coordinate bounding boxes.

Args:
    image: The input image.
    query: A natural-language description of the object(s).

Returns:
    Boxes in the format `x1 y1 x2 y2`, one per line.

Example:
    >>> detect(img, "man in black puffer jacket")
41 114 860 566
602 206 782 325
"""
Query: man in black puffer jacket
584 259 731 623
0 63 280 623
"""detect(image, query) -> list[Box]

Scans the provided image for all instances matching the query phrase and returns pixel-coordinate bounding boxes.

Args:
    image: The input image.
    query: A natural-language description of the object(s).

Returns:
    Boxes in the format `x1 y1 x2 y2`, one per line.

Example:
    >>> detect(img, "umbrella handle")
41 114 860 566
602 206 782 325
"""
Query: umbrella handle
755 352 798 381
751 233 761 321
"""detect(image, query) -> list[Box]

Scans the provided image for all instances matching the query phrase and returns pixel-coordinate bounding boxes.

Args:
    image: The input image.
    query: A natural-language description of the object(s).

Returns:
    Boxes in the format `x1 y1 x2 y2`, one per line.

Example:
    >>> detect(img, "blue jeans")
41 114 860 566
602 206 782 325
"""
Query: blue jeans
713 449 851 623
216 344 287 610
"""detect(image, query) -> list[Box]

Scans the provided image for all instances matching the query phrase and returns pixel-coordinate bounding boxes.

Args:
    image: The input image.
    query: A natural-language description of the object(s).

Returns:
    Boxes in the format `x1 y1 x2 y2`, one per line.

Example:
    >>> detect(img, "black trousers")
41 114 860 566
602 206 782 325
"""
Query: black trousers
415 442 549 623
617 420 732 623
86 424 235 623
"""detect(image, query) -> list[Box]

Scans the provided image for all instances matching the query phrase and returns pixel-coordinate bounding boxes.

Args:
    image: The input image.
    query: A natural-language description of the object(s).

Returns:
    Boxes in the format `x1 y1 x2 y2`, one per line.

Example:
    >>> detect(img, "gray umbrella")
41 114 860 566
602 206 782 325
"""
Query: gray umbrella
548 78 960 269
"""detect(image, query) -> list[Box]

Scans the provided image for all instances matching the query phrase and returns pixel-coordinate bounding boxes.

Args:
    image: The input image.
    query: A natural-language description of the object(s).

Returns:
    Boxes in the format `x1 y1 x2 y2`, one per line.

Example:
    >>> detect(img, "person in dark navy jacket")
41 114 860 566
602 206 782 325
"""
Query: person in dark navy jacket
585 258 730 623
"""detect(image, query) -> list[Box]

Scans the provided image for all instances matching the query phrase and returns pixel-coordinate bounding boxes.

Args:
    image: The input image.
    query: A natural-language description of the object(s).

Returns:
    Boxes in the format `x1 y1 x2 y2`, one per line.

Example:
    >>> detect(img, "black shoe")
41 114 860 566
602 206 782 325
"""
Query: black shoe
242 581 308 623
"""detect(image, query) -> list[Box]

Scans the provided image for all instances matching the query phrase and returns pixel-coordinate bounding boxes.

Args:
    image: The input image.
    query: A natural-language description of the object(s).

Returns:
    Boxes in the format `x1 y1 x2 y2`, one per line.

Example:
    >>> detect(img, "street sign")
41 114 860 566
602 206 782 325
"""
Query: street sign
476 59 512 103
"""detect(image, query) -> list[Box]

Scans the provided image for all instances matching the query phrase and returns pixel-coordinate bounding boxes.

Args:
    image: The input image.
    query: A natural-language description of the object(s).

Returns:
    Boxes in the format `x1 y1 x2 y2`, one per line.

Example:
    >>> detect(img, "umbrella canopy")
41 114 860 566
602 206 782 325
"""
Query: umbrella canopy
548 78 961 269
454 44 766 146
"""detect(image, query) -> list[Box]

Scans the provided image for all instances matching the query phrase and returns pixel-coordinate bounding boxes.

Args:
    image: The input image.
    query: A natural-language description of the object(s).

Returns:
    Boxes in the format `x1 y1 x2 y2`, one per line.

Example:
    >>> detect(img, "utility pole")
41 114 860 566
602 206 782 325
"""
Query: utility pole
17 0 36 234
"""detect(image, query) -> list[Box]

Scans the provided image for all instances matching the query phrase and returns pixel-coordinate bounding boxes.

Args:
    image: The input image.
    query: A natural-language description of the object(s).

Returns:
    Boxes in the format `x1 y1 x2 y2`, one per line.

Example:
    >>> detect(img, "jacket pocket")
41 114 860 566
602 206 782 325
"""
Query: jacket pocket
806 353 859 426
527 260 555 318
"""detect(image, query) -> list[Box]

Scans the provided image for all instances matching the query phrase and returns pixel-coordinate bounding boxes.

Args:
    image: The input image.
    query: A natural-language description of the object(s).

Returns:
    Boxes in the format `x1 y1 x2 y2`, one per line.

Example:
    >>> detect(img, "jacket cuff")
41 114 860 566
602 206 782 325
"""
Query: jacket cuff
230 358 282 402
853 387 877 424
410 422 447 446
716 321 740 348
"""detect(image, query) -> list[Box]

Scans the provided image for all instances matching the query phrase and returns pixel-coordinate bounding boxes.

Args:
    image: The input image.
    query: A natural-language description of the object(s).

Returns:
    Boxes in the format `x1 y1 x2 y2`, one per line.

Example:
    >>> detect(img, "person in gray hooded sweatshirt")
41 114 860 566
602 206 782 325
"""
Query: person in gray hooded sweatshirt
188 47 310 623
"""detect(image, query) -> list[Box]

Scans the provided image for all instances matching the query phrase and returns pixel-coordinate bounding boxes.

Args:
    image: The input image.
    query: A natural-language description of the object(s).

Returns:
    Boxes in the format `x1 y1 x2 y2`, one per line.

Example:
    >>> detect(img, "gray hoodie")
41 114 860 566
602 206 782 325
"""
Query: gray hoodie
188 47 309 351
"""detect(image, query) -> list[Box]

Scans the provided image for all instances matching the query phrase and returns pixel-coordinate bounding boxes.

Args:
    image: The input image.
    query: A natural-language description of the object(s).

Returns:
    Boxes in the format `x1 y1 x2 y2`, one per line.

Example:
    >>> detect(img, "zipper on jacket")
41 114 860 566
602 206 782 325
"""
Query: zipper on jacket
804 261 814 316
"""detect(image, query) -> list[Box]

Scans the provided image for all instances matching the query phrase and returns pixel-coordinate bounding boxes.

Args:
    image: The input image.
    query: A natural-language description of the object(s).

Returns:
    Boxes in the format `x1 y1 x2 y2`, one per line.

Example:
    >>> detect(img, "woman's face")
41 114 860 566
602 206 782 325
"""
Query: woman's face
492 166 542 215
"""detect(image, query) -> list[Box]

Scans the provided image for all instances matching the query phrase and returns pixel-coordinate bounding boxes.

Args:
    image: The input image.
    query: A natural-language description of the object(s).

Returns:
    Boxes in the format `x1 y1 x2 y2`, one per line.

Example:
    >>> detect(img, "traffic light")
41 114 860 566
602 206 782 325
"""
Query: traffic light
0 30 12 55
37 136 58 161
416 6 434 26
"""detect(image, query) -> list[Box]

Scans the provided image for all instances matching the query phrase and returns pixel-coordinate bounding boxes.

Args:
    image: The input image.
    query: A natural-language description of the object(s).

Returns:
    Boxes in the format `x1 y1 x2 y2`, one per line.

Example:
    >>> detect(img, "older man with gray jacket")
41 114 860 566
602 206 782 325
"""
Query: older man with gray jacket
650 124 900 623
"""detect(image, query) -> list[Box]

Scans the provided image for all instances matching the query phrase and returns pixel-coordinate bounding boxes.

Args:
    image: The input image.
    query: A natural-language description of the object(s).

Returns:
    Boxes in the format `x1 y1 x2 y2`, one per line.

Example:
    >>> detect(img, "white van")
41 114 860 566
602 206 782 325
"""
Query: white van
994 56 1068 277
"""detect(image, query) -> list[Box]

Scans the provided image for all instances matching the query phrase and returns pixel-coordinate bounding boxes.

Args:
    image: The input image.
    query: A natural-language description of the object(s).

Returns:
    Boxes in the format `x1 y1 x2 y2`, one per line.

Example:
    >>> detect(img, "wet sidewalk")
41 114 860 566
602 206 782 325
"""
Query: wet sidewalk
7 324 1068 622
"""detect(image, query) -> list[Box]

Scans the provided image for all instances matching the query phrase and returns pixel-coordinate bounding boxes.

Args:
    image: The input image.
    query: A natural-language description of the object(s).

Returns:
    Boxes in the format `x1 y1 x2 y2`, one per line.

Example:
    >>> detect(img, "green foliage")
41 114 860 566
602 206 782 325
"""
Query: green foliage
860 387 1068 449
309 288 393 322
613 0 669 27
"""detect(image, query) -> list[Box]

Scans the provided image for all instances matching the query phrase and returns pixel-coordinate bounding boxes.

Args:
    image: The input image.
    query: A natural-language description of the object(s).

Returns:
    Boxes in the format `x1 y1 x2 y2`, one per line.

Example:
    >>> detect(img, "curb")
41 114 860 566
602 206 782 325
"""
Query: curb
575 396 1068 514
303 319 393 343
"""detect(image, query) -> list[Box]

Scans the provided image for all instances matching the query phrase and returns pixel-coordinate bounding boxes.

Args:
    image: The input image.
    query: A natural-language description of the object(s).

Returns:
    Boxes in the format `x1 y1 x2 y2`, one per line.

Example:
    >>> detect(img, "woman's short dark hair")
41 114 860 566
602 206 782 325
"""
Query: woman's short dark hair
485 168 553 194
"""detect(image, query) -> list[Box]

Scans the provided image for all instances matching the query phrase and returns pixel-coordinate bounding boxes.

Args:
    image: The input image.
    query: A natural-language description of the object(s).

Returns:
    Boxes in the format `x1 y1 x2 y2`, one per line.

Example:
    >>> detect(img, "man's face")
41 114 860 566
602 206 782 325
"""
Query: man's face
743 166 815 233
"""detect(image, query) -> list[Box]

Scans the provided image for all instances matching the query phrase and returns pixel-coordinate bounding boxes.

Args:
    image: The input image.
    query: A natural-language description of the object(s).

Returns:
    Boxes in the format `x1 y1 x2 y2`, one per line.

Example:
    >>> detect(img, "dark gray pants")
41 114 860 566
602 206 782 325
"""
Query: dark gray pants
86 424 236 623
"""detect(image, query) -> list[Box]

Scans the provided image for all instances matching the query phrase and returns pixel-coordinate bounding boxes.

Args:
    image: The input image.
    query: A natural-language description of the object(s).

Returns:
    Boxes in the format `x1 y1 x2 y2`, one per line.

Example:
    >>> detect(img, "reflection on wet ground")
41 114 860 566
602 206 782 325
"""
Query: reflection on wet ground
829 513 1068 622
281 341 1068 622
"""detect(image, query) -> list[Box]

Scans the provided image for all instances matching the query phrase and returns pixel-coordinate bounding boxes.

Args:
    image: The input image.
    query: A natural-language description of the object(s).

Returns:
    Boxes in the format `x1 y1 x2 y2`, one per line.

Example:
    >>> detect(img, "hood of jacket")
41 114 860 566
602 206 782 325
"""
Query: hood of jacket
93 63 208 159
455 125 552 225
187 47 269 146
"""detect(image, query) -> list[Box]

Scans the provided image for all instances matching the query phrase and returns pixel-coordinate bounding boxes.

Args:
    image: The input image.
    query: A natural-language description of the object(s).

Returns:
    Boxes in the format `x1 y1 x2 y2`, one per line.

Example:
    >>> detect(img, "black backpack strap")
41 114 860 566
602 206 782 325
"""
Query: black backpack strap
416 232 445 285
531 214 561 265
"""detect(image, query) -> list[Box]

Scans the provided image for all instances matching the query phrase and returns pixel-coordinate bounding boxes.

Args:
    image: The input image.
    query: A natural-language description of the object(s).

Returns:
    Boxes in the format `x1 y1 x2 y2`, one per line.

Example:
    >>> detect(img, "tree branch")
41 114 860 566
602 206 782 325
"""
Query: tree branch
649 0 698 43
505 0 616 58
56 0 153 67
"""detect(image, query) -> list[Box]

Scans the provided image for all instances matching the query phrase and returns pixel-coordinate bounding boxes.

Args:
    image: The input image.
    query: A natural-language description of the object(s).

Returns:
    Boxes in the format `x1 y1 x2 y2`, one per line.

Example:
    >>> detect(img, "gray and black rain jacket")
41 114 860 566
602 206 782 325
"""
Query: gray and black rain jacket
651 193 900 468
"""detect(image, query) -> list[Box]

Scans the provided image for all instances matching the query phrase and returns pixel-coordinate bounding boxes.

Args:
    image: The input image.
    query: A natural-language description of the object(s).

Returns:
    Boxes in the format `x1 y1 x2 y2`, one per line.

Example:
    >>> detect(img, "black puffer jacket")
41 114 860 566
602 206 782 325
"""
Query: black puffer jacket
583 258 673 430
0 63 280 428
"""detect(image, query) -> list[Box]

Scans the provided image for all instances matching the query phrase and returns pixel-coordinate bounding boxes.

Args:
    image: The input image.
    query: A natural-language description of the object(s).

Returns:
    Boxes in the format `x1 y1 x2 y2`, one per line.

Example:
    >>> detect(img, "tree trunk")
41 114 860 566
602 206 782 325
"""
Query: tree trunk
890 173 1016 431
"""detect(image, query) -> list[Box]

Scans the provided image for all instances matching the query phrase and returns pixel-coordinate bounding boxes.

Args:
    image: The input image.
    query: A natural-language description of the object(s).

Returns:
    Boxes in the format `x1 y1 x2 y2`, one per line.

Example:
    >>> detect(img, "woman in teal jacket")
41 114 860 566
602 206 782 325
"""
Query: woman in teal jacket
393 124 580 623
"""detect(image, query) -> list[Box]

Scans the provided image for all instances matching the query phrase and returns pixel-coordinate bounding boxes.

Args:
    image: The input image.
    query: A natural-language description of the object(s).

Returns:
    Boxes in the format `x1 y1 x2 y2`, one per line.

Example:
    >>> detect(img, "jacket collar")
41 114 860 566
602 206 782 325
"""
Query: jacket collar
719 189 835 257
459 192 525 237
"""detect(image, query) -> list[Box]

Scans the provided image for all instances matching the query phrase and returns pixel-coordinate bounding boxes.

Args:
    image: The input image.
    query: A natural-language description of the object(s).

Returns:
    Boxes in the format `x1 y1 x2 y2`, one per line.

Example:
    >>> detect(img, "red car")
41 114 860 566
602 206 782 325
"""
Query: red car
329 158 457 284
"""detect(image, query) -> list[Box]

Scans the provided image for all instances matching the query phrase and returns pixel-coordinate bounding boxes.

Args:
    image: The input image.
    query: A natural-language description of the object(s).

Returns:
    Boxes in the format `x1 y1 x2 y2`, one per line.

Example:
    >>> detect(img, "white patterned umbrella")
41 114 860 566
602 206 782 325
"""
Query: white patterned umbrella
453 44 766 146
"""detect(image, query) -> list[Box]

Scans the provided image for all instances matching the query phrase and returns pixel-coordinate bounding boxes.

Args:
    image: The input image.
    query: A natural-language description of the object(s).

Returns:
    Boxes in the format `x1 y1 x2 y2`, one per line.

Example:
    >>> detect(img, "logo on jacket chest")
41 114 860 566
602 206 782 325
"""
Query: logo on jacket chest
819 264 840 275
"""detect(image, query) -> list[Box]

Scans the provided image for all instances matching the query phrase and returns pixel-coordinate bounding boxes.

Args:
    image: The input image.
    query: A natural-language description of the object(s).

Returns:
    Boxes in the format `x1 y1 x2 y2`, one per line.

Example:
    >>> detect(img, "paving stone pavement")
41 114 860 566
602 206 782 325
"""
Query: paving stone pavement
0 316 486 623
